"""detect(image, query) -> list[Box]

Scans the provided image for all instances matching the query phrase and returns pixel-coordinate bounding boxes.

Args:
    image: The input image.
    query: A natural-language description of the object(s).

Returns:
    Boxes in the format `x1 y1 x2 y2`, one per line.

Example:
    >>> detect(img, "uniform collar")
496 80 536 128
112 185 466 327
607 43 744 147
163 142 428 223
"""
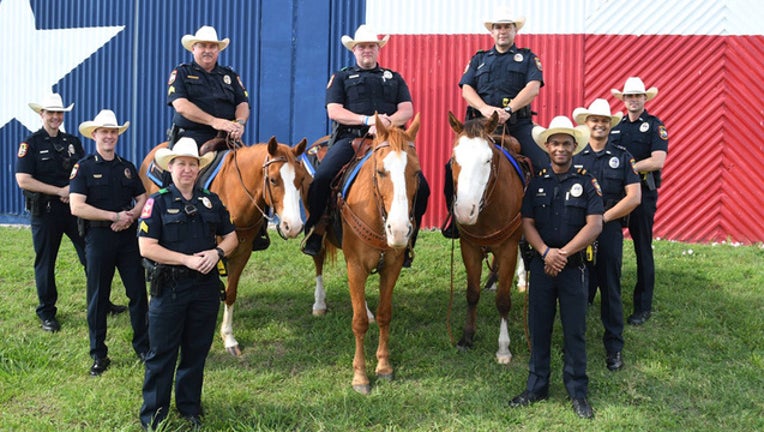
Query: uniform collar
349 64 382 73
191 60 223 75
489 44 518 56
94 153 124 164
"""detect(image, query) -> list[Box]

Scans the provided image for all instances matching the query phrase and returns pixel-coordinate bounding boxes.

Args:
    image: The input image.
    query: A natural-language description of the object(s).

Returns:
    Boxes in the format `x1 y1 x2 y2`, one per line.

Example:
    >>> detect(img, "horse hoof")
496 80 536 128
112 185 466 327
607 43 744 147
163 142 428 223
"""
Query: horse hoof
496 353 512 364
226 345 242 356
456 343 471 353
312 308 326 317
352 384 372 395
376 372 394 382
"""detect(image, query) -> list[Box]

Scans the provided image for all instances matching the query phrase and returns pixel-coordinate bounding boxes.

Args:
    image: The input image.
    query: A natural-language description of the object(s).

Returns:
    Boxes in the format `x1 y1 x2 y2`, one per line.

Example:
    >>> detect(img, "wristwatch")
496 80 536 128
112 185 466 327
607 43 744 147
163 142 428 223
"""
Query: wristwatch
215 247 225 260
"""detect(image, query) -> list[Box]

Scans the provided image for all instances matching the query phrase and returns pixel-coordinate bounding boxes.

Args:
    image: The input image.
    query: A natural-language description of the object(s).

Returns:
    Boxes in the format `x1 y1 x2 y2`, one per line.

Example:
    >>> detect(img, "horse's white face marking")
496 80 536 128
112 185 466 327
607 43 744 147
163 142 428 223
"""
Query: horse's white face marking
382 148 412 247
453 136 492 225
277 163 304 237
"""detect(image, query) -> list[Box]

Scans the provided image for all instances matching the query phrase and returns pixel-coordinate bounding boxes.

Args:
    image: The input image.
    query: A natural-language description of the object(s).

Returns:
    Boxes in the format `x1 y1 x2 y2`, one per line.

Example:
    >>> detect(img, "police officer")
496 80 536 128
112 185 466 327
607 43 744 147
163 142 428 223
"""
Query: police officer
302 24 430 267
16 94 126 333
138 137 237 430
69 110 149 376
610 77 669 326
168 25 267 251
509 116 602 419
442 7 545 237
573 99 641 371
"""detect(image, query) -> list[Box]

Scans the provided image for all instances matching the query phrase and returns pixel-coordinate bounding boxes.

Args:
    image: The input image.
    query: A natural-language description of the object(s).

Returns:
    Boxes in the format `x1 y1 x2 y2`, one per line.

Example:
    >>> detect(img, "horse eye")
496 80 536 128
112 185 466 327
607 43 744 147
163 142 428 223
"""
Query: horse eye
376 169 387 178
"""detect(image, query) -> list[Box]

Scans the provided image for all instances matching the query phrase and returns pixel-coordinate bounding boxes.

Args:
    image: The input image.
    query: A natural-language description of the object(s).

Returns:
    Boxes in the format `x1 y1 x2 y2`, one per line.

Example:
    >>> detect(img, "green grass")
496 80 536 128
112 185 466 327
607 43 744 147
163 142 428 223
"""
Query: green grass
1 226 762 431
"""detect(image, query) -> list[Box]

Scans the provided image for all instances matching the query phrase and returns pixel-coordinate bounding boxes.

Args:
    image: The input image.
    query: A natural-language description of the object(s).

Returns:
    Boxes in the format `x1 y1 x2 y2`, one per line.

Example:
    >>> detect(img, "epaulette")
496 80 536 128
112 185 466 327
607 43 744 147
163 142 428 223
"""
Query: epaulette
538 168 548 176
340 66 351 72
475 49 487 55
157 188 170 194
201 188 211 195
612 143 628 152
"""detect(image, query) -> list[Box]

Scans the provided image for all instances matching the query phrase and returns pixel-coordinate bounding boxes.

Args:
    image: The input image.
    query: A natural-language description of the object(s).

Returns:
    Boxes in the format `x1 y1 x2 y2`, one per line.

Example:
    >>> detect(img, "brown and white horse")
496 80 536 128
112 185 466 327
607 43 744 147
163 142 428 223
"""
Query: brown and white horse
448 111 525 364
139 137 310 355
311 115 422 394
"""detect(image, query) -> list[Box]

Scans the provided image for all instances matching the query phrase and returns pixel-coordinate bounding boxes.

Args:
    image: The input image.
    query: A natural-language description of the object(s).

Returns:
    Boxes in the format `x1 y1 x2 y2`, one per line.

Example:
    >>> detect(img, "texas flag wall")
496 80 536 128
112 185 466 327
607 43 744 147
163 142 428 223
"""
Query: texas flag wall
364 0 764 244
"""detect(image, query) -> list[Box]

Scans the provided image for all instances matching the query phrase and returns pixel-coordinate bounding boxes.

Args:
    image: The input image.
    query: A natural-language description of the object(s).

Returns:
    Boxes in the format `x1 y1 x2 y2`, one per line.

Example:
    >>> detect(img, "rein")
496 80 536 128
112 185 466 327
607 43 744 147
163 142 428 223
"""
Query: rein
228 137 285 231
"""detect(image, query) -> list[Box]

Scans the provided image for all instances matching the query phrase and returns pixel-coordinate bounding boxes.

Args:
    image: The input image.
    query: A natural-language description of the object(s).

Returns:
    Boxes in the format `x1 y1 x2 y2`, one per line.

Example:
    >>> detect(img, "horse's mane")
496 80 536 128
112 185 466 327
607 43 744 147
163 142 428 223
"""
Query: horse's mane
379 126 409 152
461 117 493 140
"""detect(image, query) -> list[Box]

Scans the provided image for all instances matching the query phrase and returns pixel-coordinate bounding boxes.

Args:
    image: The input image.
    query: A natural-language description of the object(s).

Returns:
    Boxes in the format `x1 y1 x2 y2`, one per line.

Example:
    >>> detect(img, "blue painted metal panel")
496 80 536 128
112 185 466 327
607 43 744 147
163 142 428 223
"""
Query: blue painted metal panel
0 0 365 224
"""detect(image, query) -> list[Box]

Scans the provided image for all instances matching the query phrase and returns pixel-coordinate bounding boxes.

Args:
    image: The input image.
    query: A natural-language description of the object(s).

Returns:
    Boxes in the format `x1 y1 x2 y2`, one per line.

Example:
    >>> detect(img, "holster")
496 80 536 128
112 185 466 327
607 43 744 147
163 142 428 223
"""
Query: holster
23 191 45 217
143 258 167 297
519 239 534 269
585 241 598 266
77 218 87 237
642 171 657 191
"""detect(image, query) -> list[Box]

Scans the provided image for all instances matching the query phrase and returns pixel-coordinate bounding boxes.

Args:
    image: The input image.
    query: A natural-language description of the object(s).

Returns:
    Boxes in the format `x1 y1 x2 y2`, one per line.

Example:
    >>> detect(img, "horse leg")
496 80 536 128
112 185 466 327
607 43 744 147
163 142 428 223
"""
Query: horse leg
495 246 518 364
312 251 327 316
515 246 528 292
347 261 372 395
374 264 401 381
220 250 249 356
458 244 483 350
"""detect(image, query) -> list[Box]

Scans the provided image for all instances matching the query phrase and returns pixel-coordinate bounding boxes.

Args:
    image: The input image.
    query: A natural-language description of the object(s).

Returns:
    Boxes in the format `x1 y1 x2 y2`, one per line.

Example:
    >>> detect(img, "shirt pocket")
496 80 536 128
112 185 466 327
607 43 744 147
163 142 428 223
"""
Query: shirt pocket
531 193 553 228
601 168 625 195
345 78 368 102
199 208 221 237
161 212 187 243
564 196 588 227
86 175 111 201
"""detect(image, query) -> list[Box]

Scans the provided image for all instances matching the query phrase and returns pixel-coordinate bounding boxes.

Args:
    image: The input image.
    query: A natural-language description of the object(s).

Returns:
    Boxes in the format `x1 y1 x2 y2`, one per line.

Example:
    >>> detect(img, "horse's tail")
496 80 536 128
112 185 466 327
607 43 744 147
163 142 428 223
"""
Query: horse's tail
324 242 339 265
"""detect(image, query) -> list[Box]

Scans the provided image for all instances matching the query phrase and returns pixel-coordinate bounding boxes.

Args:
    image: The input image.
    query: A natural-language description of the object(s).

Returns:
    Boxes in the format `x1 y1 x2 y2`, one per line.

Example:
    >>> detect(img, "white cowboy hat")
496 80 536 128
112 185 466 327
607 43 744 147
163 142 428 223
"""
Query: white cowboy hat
532 116 590 155
611 77 658 101
484 6 526 32
29 93 74 113
78 109 130 139
341 24 390 51
181 25 230 52
155 137 215 170
573 98 623 128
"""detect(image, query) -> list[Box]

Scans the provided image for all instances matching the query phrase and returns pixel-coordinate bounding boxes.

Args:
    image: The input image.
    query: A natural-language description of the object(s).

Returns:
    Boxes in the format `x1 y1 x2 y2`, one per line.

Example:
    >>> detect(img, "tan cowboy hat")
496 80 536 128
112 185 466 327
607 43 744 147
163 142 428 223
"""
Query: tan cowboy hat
611 77 658 101
155 137 215 170
532 116 590 155
181 25 230 52
484 6 526 32
573 98 623 128
341 24 390 51
29 93 74 113
78 109 130 139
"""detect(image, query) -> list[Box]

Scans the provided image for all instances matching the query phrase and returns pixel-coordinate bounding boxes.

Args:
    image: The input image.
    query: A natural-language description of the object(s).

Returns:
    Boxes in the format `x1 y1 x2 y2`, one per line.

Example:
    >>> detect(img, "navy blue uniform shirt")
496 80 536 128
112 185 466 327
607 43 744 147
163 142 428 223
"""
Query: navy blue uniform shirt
609 109 668 187
16 129 84 187
522 167 604 248
167 61 249 130
574 143 640 208
69 154 145 211
138 185 235 255
326 65 411 118
459 45 544 109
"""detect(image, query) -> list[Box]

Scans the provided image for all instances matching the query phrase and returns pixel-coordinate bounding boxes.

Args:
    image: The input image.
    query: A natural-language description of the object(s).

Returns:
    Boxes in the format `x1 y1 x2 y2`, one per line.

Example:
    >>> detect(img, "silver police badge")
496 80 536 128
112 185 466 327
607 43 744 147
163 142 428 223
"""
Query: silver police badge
640 122 650 132
68 144 75 156
570 183 583 198
201 196 212 209
514 53 524 62
609 157 620 169
124 168 132 179
383 70 393 80
223 75 232 85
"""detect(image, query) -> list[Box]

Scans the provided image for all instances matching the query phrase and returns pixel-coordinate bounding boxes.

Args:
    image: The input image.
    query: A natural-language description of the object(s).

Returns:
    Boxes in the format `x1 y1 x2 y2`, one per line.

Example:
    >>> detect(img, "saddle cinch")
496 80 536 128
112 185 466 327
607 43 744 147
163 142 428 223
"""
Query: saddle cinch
304 135 375 247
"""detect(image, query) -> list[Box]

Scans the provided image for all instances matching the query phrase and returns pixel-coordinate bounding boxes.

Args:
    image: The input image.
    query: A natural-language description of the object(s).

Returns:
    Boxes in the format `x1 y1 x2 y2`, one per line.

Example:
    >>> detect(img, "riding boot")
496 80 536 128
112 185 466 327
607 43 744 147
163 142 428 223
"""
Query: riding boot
441 164 459 239
301 225 324 257
252 207 271 251
441 212 459 239
402 226 420 268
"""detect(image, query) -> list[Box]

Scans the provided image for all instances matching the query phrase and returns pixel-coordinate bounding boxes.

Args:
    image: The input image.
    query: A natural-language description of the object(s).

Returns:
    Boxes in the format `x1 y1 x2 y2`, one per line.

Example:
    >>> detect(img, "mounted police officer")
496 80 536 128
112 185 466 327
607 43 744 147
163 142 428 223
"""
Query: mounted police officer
609 77 669 326
443 6 545 237
509 116 603 419
137 137 237 430
301 24 430 267
167 25 268 251
16 94 126 333
573 99 641 372
69 110 149 376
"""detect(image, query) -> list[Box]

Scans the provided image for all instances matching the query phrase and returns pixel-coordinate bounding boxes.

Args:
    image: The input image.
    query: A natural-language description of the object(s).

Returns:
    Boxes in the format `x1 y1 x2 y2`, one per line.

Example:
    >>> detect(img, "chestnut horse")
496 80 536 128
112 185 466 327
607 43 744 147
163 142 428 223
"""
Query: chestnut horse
139 137 310 355
311 115 422 394
447 111 525 364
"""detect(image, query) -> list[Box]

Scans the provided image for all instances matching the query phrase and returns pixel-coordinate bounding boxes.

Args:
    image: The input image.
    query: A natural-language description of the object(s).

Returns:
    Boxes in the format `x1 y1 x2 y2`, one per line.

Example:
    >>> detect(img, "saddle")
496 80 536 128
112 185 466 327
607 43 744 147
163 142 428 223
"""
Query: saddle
146 133 240 189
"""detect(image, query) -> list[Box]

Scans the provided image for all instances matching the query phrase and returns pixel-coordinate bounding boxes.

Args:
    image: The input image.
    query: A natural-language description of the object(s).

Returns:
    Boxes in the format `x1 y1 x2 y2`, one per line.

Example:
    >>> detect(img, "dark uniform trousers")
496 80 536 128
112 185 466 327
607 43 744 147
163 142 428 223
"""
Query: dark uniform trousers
589 220 625 353
629 186 658 314
140 274 220 426
85 225 148 359
31 199 86 321
305 135 430 233
526 257 588 399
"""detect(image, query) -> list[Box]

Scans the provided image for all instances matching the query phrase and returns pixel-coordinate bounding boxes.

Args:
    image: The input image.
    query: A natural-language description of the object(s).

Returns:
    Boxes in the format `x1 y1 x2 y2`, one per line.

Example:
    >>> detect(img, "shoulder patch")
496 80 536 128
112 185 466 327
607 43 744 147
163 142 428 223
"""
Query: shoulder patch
591 178 602 196
69 163 79 180
534 56 543 72
17 142 28 158
327 74 335 89
168 69 177 85
141 197 155 219
658 125 668 140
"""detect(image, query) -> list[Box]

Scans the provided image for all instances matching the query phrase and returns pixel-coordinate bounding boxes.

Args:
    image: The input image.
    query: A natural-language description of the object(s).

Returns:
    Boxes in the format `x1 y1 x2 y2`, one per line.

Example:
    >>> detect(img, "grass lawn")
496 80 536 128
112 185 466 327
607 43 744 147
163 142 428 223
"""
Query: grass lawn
0 226 762 431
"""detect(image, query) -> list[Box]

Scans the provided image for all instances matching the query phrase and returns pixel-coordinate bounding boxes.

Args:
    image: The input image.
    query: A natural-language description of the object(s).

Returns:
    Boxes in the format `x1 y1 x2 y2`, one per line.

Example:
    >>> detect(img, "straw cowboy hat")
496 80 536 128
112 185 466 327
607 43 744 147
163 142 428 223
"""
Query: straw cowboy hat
484 6 526 32
573 98 623 128
532 116 590 155
181 25 230 52
78 109 130 139
155 137 215 170
29 93 74 113
611 77 658 101
341 24 390 51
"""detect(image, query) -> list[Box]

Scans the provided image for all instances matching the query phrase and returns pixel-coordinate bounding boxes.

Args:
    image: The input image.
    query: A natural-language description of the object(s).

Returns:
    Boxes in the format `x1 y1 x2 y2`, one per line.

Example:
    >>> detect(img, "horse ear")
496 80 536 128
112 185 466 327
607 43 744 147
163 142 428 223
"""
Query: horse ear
448 111 463 134
267 136 278 155
373 112 388 138
406 113 421 138
293 138 308 157
486 111 499 132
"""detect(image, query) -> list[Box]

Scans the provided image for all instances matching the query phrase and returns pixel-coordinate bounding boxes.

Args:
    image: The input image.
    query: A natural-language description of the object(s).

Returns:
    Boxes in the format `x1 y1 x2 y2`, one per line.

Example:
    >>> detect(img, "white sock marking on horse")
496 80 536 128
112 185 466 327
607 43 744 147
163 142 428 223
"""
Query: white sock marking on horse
496 317 512 364
221 303 238 349
313 274 326 315
453 137 492 224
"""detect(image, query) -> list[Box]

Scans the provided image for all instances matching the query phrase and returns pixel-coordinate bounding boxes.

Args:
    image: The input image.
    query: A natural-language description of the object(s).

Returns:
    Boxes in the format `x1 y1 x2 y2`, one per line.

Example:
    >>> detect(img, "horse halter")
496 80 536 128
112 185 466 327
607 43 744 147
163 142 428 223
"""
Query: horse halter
451 135 500 214
371 142 419 230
